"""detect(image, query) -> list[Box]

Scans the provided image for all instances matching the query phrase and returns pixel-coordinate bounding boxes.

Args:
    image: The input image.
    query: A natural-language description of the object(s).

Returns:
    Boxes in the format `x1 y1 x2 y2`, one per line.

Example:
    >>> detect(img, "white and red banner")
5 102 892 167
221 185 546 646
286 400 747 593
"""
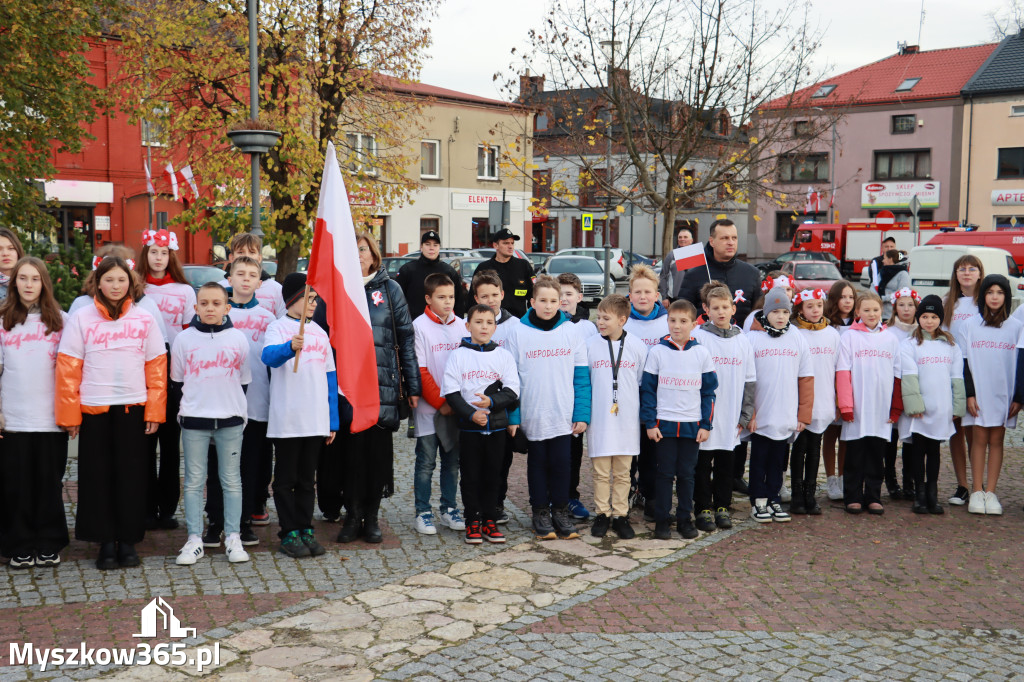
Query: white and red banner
164 163 179 201
805 186 820 214
672 242 707 272
178 165 199 200
307 141 381 433
144 159 155 195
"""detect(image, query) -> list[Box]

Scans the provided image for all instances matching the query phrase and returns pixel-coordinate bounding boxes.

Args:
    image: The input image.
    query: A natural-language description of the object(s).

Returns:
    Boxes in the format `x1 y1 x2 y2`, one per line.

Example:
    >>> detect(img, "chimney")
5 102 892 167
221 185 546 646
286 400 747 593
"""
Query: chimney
899 44 920 55
519 73 545 101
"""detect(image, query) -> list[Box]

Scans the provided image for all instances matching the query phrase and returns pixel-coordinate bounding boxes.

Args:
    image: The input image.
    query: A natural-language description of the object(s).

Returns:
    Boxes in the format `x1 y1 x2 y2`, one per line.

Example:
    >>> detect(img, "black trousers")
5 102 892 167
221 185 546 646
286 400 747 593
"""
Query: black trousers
733 441 748 478
146 378 181 520
907 434 941 485
342 425 394 510
569 432 584 500
653 436 699 521
631 428 657 502
497 437 514 509
206 419 270 526
460 431 506 522
527 435 570 509
749 434 788 504
694 448 733 511
884 428 906 485
76 406 148 544
0 431 69 556
790 430 823 489
317 424 347 519
272 436 322 537
843 436 886 505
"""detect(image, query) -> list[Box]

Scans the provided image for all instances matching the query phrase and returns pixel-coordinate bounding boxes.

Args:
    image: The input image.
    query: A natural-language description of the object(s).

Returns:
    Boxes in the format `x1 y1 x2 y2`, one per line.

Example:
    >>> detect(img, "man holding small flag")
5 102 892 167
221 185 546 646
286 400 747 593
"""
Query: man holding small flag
676 218 761 326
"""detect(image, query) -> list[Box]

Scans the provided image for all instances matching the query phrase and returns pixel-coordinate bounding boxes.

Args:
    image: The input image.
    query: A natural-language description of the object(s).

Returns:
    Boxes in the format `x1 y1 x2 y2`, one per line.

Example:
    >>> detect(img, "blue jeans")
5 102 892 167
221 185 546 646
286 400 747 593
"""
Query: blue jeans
414 433 459 515
182 424 244 536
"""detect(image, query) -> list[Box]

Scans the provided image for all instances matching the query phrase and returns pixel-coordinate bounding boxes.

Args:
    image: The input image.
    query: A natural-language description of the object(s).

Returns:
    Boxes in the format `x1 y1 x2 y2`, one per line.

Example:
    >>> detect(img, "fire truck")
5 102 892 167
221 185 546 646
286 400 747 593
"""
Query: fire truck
789 217 961 279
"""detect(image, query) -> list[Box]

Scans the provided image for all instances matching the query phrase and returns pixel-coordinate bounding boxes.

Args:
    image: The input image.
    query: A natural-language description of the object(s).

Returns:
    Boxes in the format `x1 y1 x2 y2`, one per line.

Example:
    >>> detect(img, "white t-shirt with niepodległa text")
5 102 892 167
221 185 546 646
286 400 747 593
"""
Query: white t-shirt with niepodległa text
624 313 669 349
837 325 901 441
643 339 716 425
962 317 1023 428
796 325 840 434
171 325 251 421
693 327 755 450
413 311 468 437
748 328 813 441
0 312 67 432
586 332 647 458
145 281 196 348
264 316 335 438
899 336 963 441
441 343 520 434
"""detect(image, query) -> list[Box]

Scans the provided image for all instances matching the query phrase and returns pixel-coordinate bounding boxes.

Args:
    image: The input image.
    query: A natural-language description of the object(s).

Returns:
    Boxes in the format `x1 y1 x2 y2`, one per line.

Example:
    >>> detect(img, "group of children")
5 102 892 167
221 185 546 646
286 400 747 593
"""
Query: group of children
3 229 1023 568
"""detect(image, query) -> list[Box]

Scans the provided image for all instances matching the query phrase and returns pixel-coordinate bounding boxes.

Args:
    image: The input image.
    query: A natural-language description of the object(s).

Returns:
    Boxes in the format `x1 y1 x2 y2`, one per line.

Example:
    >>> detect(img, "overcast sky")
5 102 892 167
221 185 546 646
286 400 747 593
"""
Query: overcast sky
419 0 1009 100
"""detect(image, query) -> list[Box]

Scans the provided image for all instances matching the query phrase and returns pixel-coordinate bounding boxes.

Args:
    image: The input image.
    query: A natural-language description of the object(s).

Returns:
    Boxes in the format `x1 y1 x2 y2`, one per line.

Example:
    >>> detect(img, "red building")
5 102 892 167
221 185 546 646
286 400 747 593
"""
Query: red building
42 37 216 263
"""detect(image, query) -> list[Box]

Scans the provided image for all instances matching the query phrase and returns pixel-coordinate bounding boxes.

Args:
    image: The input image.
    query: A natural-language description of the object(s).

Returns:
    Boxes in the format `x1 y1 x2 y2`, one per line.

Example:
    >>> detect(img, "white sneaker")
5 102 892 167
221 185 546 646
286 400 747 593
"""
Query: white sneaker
176 535 205 565
826 476 843 501
224 533 250 563
779 484 792 503
750 498 772 523
440 507 466 531
985 491 1003 515
769 502 792 523
414 512 438 535
967 490 987 514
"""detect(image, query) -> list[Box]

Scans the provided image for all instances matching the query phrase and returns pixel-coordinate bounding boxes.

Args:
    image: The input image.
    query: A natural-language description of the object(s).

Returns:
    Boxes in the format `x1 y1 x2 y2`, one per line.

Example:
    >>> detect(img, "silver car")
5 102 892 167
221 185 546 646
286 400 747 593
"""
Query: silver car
542 256 606 305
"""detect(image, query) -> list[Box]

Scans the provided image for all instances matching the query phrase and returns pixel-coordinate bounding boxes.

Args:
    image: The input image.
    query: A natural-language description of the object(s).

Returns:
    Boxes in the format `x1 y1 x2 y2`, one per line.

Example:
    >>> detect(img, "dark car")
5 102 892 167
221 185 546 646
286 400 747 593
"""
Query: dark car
382 256 415 279
457 257 488 293
622 250 654 273
756 250 842 274
526 252 552 273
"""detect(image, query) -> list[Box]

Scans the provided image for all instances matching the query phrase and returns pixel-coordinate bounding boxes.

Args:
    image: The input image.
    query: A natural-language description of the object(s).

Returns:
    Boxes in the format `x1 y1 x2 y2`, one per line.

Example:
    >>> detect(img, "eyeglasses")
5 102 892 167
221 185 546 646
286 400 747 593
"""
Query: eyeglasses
957 266 979 274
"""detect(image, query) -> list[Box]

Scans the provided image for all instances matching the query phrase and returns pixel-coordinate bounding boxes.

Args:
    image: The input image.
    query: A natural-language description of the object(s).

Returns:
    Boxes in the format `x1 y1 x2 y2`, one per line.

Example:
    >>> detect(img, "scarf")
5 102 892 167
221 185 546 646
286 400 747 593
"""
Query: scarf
528 308 561 331
146 272 176 286
890 318 917 335
0 272 9 289
794 314 829 331
755 310 790 338
629 301 667 321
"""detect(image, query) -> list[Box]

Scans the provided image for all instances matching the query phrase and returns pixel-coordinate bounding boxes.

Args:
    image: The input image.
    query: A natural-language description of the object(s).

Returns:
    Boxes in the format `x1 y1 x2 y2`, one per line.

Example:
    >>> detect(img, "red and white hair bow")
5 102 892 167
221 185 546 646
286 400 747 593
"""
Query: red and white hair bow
890 287 921 305
792 288 828 305
760 274 792 293
141 229 179 251
92 255 136 271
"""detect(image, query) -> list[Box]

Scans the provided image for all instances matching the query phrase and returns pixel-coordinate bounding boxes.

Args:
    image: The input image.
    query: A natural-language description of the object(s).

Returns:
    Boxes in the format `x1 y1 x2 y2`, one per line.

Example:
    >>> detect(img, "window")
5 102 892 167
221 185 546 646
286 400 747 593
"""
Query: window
869 208 933 222
420 217 439 240
141 106 168 147
874 149 931 179
793 120 812 137
776 212 824 242
477 145 499 180
346 133 376 175
997 147 1024 179
535 112 549 131
471 217 490 248
420 140 440 178
995 215 1024 229
812 84 836 98
1012 105 1024 117
778 154 829 182
895 78 921 92
891 114 915 134
533 169 551 205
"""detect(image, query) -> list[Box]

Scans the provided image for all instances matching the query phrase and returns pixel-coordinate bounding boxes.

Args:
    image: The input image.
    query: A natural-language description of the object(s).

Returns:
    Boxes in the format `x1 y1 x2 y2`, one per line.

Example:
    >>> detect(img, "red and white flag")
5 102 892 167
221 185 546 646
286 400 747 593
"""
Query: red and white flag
164 163 179 201
178 164 199 200
805 186 820 214
672 242 707 272
144 159 154 194
307 141 380 433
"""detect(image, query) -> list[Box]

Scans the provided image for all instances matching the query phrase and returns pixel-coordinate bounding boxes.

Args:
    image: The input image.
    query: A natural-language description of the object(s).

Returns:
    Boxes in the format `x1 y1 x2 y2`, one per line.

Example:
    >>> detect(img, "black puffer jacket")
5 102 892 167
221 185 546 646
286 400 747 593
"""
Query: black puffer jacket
314 268 421 431
677 242 762 325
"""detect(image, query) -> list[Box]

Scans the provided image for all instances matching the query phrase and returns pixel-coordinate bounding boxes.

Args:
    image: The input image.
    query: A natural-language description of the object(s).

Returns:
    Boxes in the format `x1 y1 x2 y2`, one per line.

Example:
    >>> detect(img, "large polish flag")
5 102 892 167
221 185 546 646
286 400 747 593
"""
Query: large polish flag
673 242 708 272
308 141 380 432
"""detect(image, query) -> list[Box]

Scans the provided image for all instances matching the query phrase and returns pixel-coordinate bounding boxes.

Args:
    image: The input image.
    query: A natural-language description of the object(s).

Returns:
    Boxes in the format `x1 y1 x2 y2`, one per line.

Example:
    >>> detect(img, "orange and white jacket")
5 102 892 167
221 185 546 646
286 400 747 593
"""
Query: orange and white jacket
56 298 167 427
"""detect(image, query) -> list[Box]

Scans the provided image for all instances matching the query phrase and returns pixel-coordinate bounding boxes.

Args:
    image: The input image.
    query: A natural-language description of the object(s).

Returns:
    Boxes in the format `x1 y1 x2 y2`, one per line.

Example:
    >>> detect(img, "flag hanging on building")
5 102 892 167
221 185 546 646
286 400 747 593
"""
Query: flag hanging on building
144 159 154 195
164 163 179 201
307 141 381 433
805 186 820 214
672 242 708 272
178 165 199 200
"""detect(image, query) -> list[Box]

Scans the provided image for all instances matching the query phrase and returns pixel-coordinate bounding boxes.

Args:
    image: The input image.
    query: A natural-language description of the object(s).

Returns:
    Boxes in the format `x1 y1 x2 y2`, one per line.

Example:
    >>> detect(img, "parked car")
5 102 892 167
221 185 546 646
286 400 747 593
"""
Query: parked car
554 247 626 280
183 265 228 291
456 257 489 293
382 256 415 279
473 247 531 261
406 248 489 260
541 256 605 305
757 250 842 274
622 250 655 273
780 260 843 293
907 244 1024 308
526 252 553 273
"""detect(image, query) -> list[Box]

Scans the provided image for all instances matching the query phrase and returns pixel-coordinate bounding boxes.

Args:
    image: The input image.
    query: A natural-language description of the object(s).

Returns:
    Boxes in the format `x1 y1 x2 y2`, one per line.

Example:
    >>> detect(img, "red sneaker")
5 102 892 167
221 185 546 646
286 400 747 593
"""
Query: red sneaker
465 520 483 544
250 511 271 526
482 520 506 544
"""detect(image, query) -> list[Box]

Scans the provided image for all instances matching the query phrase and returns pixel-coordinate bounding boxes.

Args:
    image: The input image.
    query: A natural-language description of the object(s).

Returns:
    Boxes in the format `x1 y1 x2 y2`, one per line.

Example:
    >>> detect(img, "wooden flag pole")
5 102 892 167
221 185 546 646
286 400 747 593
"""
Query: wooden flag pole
292 284 311 373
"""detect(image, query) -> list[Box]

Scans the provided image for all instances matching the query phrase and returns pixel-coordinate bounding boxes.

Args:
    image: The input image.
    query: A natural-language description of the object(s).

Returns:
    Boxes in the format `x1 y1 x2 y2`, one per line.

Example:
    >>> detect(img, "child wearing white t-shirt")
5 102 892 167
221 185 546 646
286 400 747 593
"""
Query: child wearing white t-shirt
0 258 69 569
821 280 857 501
692 282 754 531
586 294 646 540
900 295 965 515
746 289 813 524
442 305 520 545
217 232 286 318
883 287 920 500
261 273 338 559
837 291 902 515
412 273 468 535
640 299 718 540
172 283 252 566
789 288 839 516
505 276 591 541
962 275 1023 516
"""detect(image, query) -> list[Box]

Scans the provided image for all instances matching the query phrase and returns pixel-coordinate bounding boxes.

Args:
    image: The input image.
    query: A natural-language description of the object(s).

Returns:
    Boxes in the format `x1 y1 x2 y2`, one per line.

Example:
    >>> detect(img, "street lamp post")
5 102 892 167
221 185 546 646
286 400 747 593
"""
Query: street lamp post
599 39 620 296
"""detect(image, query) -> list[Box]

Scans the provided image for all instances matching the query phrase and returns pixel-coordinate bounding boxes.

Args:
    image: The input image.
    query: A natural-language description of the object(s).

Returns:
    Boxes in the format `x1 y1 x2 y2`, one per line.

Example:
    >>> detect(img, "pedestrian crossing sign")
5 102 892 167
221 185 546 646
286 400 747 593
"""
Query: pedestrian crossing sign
582 214 593 231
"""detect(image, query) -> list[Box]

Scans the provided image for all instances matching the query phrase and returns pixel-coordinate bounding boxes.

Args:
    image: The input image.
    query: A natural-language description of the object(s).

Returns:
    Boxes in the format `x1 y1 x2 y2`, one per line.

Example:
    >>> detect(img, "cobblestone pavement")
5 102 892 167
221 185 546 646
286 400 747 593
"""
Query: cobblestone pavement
3 423 1024 679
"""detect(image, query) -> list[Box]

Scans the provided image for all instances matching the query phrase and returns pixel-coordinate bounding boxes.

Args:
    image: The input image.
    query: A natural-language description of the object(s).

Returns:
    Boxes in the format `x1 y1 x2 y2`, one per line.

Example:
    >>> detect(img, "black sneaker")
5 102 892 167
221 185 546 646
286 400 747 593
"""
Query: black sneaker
677 517 699 540
239 524 259 546
117 542 140 568
948 485 969 506
694 510 716 533
611 516 635 539
494 508 509 525
654 519 672 540
301 529 326 556
35 552 60 567
279 530 311 558
591 513 610 538
733 477 749 494
643 500 656 523
203 525 223 547
714 508 733 529
551 506 579 539
9 554 34 569
532 508 556 540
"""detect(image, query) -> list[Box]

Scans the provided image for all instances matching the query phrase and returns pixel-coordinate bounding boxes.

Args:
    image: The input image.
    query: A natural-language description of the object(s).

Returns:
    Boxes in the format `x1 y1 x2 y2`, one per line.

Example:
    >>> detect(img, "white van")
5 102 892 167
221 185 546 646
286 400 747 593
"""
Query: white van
908 244 1024 308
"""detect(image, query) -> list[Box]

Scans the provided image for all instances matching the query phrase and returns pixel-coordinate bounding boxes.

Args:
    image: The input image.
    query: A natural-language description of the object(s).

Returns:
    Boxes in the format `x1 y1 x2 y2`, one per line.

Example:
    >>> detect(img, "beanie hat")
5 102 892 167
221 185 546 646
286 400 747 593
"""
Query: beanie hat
282 272 308 308
977 273 1012 317
763 288 791 316
916 294 943 323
